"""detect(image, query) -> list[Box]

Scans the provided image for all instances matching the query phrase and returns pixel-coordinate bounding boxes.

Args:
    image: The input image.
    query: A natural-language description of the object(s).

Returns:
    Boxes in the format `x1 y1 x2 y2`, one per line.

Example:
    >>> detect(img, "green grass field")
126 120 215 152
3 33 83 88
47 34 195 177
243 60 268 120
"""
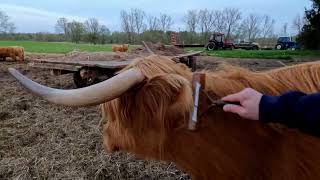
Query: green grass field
0 41 124 54
186 48 320 59
1 40 319 59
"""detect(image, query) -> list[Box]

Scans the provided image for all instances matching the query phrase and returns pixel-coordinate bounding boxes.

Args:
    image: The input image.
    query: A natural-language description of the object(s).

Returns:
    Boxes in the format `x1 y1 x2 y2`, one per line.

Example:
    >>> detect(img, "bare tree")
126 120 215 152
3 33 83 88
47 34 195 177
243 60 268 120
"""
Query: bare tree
67 21 85 43
223 8 241 39
142 24 148 32
282 23 288 36
261 15 275 39
120 9 145 43
120 10 134 43
292 14 304 34
120 10 130 33
198 9 215 34
240 14 261 41
212 10 226 33
0 11 15 33
198 10 205 34
148 15 160 31
99 25 111 44
131 8 146 35
55 17 68 34
84 18 104 44
198 9 215 43
159 14 173 32
184 10 198 32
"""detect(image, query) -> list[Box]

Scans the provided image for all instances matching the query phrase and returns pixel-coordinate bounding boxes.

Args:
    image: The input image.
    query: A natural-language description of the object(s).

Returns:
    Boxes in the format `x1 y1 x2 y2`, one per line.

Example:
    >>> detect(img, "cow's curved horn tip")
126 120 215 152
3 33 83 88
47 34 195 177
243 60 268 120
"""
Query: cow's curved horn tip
8 68 24 79
8 68 17 74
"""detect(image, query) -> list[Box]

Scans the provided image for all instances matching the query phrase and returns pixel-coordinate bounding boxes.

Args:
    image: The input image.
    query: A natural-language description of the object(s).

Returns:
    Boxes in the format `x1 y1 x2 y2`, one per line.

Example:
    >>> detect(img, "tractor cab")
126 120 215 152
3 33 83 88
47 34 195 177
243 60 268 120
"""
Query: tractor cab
275 37 299 50
206 33 234 51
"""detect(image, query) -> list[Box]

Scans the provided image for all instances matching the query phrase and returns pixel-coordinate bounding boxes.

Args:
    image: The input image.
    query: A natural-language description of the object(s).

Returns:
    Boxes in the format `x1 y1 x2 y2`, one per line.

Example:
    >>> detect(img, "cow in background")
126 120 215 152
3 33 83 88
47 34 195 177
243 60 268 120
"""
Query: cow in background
9 55 320 179
0 46 24 61
112 44 129 52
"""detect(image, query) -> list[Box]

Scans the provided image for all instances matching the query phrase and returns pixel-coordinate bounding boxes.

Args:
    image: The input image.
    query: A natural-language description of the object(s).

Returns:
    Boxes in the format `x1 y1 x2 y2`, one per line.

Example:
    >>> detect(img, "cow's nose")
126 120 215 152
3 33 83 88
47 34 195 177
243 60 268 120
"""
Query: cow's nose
112 146 120 152
106 143 120 152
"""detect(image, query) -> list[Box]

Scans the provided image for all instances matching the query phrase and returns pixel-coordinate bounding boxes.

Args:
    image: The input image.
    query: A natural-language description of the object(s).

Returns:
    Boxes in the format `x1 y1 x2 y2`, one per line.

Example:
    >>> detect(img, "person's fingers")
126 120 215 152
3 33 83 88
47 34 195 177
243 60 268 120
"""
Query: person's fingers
221 91 244 102
223 104 246 116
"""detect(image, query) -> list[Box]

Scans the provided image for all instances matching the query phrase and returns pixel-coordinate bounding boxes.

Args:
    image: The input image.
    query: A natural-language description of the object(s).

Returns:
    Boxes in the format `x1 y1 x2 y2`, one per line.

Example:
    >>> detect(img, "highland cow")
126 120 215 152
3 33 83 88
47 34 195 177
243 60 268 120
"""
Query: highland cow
112 44 129 52
0 46 24 61
9 55 320 180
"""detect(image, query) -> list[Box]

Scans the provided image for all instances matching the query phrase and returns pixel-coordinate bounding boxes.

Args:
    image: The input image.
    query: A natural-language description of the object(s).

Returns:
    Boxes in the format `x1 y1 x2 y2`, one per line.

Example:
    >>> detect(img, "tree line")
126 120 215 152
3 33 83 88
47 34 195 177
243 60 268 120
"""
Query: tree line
54 17 111 44
0 3 318 49
52 8 304 45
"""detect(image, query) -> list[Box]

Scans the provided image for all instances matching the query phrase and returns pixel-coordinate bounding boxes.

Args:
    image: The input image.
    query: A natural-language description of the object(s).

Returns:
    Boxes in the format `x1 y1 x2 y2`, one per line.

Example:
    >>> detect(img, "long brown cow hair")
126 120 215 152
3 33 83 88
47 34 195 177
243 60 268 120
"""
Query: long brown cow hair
102 55 320 180
0 47 24 61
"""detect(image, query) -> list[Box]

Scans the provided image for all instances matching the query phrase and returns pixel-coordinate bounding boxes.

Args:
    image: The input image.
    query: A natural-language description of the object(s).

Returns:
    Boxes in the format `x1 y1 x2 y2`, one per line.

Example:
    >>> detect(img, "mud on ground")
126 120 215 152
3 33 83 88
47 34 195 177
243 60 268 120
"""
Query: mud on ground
0 55 319 179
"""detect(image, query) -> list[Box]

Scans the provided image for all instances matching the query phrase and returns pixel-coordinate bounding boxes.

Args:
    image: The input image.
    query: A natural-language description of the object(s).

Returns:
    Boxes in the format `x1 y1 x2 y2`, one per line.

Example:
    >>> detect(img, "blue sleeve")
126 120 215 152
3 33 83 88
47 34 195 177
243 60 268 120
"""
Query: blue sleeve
259 91 320 136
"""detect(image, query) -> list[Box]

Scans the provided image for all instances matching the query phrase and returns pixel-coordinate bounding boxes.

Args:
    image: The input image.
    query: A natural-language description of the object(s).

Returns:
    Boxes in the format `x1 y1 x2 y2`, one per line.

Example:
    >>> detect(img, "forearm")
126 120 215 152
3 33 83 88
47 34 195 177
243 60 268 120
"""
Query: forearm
259 91 320 136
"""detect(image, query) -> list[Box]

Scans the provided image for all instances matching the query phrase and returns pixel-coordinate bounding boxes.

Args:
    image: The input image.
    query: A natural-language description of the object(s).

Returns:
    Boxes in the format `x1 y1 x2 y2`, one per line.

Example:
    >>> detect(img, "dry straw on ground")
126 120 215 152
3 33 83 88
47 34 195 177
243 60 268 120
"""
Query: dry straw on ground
0 62 188 179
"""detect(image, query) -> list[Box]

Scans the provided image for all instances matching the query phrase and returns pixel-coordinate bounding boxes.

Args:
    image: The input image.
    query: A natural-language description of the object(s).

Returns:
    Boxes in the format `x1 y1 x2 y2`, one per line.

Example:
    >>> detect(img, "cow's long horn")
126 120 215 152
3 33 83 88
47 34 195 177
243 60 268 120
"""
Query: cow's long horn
8 68 145 106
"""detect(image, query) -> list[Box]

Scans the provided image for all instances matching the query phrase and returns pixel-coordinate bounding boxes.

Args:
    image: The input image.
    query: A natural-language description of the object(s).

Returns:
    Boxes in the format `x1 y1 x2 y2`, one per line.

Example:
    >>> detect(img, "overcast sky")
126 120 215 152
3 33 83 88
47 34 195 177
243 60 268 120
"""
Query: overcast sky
0 0 312 35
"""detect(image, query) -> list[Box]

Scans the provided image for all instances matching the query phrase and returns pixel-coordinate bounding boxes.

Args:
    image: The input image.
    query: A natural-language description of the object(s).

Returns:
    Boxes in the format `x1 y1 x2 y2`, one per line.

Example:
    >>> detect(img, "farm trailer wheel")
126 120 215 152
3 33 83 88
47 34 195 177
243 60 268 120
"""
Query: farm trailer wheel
73 68 114 88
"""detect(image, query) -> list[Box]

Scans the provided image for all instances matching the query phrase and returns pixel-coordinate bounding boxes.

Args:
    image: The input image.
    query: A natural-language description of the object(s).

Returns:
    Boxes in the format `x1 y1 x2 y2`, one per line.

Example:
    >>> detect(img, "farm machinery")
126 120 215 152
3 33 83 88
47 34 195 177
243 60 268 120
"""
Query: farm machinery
171 32 235 51
275 37 300 50
233 40 260 50
205 33 235 51
28 43 201 88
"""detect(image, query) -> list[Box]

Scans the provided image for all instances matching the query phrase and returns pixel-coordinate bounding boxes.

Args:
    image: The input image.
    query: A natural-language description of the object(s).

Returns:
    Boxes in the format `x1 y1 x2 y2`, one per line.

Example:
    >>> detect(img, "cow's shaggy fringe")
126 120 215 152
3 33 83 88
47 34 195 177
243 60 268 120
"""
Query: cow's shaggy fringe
104 55 320 180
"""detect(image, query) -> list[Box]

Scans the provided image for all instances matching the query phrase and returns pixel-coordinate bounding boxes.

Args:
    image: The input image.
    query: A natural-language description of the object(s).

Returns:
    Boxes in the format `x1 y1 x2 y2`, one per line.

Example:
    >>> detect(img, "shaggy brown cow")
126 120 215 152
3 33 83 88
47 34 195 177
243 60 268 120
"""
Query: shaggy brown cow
0 46 24 61
112 44 129 52
9 55 320 180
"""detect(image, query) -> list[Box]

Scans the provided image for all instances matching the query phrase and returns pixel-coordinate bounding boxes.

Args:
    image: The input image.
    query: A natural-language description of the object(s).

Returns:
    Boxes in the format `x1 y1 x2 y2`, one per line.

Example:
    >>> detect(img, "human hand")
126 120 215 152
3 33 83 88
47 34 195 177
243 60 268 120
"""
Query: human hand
221 88 263 120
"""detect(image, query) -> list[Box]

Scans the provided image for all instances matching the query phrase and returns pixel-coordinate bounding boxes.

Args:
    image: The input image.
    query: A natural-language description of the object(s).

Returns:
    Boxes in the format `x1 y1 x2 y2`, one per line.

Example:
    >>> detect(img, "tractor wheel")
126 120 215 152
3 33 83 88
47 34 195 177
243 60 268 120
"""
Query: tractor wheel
73 69 101 88
275 44 282 50
206 43 216 51
252 46 259 50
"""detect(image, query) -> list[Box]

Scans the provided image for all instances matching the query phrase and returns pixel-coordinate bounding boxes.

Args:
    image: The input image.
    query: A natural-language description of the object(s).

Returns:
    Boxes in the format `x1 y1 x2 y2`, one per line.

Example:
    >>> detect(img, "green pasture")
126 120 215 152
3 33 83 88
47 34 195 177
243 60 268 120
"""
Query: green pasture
0 41 129 54
0 41 319 59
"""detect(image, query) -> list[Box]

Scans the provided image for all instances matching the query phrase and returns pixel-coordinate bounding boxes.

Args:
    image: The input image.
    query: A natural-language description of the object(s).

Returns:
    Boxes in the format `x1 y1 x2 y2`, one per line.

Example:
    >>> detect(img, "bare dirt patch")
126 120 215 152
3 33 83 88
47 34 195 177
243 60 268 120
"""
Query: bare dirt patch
26 51 145 63
133 42 185 56
1 55 319 179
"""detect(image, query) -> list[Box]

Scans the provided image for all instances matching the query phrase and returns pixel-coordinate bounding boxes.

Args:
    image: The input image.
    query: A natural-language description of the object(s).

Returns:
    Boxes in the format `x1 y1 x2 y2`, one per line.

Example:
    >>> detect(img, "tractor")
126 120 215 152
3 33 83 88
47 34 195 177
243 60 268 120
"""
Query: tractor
205 33 235 51
275 37 300 50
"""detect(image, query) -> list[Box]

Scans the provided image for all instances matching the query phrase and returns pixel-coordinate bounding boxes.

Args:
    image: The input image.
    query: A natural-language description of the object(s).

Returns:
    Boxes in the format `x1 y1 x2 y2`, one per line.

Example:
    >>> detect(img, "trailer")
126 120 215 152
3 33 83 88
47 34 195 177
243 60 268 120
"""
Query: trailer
171 32 234 50
173 44 205 48
28 51 202 88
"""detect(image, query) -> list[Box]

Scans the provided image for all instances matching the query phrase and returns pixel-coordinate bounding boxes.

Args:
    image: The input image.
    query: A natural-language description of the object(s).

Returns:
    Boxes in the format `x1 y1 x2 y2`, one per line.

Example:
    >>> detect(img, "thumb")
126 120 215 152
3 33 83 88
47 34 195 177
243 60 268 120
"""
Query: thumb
223 104 245 116
221 92 244 102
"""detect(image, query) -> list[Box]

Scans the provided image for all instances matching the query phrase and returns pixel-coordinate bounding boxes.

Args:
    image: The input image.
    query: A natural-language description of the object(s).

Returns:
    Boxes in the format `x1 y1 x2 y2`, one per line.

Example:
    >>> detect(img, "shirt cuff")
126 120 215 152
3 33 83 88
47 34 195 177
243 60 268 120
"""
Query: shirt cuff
259 95 281 123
